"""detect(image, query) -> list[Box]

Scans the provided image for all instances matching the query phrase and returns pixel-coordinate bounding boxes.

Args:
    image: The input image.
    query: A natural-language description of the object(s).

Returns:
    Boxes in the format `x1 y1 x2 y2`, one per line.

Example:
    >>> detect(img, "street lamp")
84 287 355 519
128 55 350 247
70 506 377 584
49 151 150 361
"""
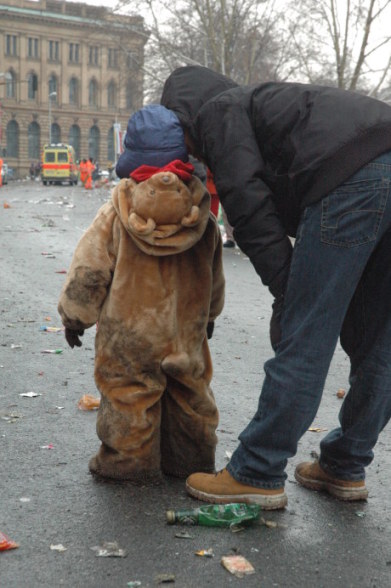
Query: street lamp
48 91 57 145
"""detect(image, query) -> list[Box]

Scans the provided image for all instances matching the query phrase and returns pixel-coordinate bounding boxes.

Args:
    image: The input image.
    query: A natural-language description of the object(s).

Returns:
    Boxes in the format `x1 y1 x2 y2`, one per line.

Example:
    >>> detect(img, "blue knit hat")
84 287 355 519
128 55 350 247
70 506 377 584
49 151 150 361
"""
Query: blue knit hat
115 104 188 178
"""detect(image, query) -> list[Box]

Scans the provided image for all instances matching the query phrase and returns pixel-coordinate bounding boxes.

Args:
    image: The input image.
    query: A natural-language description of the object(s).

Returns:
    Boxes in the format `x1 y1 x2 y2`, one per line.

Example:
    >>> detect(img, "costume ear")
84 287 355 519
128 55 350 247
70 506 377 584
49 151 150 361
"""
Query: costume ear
181 205 200 227
129 212 156 235
114 178 137 217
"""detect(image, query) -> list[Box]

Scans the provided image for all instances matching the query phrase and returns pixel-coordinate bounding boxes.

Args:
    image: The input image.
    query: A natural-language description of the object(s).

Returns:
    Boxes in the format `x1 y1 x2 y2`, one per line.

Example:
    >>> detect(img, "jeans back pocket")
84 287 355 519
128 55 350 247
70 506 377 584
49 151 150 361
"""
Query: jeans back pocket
321 177 388 247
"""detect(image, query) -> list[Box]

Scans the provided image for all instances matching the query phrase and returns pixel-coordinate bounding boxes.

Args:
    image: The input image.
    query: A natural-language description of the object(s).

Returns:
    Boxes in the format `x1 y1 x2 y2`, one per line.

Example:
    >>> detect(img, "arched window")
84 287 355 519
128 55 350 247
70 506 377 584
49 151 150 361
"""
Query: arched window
89 79 98 108
69 77 79 105
6 120 19 157
88 125 100 160
51 123 61 144
6 70 16 99
49 75 58 98
28 73 38 100
107 81 116 108
28 121 40 159
68 124 81 160
107 127 115 162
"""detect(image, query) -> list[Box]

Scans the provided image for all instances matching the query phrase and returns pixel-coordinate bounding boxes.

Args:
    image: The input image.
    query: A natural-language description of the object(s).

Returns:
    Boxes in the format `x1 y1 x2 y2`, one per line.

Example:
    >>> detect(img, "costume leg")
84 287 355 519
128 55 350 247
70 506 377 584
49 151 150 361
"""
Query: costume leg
89 368 166 484
320 227 391 479
160 341 219 478
228 152 391 488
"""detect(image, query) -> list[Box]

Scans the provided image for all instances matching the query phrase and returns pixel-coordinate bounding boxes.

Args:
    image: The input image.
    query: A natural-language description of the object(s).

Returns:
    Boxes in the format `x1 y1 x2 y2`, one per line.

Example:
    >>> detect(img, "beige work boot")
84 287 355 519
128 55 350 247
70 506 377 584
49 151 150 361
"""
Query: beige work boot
185 468 287 510
295 461 368 501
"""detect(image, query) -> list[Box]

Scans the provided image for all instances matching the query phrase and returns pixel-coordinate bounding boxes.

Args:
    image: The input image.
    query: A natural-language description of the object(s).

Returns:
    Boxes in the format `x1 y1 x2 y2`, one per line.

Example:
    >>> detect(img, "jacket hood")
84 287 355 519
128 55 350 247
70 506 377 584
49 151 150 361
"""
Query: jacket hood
161 66 238 138
111 174 211 256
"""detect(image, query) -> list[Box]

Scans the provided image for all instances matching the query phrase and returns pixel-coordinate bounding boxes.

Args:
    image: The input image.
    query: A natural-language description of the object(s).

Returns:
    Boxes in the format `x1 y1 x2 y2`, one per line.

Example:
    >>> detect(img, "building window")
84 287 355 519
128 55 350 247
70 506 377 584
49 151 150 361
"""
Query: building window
28 38 39 58
88 79 98 108
51 123 61 144
69 77 79 105
6 70 16 99
49 75 58 98
69 124 81 160
6 120 19 158
6 35 17 56
48 40 59 62
69 43 79 63
28 73 38 100
108 48 118 68
89 46 99 66
107 81 116 108
88 125 100 160
107 127 115 162
126 79 136 110
28 121 40 159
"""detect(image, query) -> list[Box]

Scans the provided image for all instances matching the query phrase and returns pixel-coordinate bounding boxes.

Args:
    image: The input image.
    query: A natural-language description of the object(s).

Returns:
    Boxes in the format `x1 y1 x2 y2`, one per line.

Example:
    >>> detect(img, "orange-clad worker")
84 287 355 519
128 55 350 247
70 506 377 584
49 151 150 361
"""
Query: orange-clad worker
206 168 219 217
79 159 88 186
84 157 95 190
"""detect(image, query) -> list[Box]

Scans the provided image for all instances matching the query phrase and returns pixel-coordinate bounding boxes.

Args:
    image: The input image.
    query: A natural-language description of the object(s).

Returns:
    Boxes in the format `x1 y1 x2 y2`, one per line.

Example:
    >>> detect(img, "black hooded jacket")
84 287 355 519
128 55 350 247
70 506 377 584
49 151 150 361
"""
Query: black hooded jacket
161 66 391 297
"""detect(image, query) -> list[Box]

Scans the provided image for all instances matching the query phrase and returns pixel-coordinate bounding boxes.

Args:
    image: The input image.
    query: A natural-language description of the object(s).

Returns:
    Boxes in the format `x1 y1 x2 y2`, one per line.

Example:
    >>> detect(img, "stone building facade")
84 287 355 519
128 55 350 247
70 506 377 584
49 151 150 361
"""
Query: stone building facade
0 0 147 177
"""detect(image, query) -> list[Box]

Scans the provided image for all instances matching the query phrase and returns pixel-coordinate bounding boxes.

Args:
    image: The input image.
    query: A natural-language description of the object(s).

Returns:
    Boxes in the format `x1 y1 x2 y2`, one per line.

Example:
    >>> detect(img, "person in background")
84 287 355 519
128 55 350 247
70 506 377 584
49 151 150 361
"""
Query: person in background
34 160 41 179
79 159 88 187
84 157 95 190
161 64 391 509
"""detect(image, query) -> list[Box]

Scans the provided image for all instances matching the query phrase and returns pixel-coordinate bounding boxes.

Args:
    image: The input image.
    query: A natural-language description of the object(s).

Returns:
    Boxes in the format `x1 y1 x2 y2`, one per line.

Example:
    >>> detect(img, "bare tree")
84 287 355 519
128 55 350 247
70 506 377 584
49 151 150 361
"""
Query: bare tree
285 0 391 95
113 0 291 100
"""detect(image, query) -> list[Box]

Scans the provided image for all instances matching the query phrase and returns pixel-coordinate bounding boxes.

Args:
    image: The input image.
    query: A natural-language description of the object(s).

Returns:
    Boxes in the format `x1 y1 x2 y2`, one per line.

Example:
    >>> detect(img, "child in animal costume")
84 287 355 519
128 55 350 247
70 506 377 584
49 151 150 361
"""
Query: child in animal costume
58 105 225 484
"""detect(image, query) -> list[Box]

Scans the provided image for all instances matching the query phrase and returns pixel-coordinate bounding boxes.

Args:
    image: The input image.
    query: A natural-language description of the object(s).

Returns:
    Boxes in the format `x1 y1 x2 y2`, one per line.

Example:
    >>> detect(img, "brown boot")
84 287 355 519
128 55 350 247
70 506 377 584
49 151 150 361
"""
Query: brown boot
186 468 287 510
295 461 368 501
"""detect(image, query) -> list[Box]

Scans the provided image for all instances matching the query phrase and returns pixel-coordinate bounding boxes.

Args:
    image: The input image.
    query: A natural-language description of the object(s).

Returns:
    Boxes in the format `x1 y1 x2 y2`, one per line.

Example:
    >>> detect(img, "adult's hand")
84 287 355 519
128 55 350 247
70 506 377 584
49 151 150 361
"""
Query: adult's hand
65 327 84 348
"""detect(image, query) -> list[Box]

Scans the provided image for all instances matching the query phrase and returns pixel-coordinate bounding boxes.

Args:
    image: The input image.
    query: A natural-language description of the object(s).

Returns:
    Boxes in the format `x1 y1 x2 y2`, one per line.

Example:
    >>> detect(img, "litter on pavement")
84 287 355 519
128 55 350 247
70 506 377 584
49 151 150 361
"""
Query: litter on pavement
78 394 100 410
0 531 19 551
20 391 41 398
50 544 67 552
90 541 127 557
221 554 255 577
195 548 214 557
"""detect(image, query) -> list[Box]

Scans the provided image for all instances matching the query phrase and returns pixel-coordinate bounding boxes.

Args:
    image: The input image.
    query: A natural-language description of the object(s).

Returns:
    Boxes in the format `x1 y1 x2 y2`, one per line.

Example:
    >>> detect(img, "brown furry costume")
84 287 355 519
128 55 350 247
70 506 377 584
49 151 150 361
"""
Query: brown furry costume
58 172 225 483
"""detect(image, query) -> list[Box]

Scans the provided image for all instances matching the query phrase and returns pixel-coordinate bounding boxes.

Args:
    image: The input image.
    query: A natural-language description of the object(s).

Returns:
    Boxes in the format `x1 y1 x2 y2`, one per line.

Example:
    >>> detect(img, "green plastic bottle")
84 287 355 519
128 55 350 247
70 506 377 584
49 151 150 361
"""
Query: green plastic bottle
166 503 261 527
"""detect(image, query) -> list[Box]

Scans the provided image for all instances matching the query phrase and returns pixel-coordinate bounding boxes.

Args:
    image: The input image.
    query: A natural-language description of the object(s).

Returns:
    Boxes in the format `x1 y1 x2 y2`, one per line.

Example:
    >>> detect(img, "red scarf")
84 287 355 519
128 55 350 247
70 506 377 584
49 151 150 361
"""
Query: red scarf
130 159 194 183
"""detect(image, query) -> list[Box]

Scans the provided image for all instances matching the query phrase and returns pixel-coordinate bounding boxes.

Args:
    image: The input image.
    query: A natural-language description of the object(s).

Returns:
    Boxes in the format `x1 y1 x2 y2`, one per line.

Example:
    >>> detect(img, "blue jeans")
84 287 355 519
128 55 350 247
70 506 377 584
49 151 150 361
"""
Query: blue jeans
228 151 391 488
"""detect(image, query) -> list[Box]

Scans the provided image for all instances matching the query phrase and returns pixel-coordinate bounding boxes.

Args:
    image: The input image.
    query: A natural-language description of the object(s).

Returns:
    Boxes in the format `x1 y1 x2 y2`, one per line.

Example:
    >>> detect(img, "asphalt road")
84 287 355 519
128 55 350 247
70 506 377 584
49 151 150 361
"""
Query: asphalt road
1 180 391 588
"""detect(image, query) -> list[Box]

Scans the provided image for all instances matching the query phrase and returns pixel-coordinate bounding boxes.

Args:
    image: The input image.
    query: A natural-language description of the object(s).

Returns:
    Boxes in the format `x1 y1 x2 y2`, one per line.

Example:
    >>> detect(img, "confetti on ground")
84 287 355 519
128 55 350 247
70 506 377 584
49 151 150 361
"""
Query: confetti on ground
20 392 42 398
50 544 67 552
